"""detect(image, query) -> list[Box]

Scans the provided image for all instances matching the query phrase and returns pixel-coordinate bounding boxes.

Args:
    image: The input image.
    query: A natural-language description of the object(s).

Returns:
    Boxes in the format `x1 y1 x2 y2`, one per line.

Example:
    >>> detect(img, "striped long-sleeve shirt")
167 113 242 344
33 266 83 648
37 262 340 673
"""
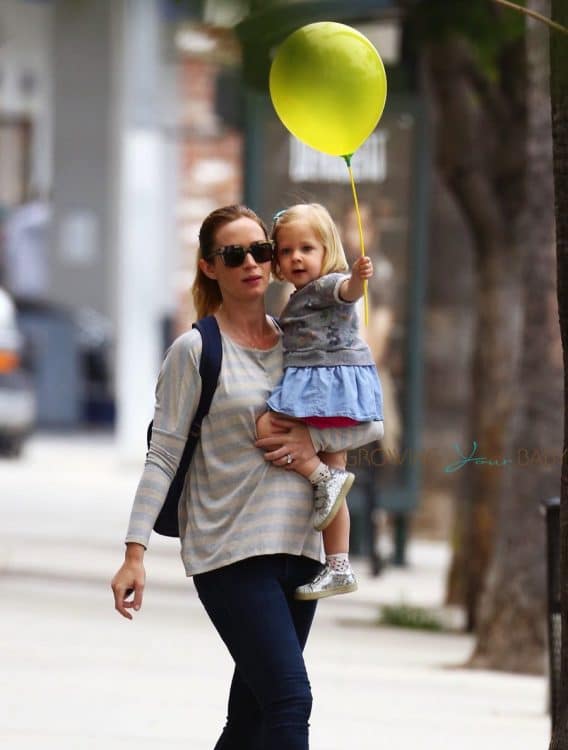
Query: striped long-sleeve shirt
125 324 384 576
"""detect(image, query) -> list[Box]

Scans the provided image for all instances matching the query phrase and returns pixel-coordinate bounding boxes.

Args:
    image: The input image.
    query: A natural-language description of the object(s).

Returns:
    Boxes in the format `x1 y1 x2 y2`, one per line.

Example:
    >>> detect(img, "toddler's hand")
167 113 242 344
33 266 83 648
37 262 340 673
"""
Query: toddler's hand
352 256 373 280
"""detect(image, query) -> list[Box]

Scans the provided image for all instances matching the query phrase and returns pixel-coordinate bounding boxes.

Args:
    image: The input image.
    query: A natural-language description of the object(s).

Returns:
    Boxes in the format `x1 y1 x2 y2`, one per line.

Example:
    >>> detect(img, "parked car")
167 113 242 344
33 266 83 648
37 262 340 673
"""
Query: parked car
0 287 35 456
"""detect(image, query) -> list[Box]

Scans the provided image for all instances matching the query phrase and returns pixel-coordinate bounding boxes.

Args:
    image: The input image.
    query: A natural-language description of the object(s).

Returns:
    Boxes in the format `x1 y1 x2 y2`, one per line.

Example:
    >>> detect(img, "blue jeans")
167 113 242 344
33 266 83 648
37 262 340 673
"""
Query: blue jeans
193 554 322 749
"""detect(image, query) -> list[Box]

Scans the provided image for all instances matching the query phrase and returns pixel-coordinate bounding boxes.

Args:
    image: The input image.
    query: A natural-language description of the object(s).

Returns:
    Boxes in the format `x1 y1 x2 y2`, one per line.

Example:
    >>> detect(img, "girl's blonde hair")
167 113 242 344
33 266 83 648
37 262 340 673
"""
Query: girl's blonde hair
271 203 349 280
191 205 269 319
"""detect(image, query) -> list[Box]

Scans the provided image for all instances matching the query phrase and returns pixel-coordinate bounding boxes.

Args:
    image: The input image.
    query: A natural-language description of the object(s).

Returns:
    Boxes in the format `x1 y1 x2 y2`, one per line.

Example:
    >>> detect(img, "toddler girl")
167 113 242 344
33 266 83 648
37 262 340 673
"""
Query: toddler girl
256 203 384 599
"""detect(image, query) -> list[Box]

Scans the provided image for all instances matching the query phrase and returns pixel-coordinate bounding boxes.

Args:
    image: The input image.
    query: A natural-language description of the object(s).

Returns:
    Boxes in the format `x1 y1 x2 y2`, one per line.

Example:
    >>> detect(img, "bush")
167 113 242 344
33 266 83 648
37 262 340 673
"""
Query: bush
378 603 444 631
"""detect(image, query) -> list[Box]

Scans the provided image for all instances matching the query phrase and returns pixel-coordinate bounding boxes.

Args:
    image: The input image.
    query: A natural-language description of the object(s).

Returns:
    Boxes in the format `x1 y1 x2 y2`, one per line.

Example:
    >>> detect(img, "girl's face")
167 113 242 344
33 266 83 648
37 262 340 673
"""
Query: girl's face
275 220 325 290
199 217 272 304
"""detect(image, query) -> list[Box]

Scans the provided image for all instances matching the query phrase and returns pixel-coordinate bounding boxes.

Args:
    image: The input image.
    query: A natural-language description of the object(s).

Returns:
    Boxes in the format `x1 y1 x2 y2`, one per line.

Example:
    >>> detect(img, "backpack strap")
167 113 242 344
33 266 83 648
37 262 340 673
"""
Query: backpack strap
268 314 282 334
152 315 222 537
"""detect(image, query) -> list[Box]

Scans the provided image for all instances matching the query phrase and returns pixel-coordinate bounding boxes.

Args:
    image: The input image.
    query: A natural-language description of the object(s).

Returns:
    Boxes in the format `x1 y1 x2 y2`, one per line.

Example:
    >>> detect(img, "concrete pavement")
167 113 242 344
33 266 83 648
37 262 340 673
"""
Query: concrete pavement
1 433 549 749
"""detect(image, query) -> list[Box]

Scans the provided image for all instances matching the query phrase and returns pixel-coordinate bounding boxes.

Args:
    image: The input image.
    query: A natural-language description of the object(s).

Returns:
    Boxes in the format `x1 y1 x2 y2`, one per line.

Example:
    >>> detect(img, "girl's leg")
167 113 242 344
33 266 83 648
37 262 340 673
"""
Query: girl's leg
193 556 319 750
257 412 355 533
318 451 350 550
295 500 358 600
295 451 358 601
310 451 353 532
319 450 346 470
322 499 350 555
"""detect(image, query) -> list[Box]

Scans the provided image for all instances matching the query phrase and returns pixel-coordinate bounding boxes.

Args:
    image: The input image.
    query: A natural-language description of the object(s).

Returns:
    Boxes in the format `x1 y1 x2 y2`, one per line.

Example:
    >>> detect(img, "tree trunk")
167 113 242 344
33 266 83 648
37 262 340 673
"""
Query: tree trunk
426 34 526 630
463 248 524 631
548 0 568 743
471 0 562 674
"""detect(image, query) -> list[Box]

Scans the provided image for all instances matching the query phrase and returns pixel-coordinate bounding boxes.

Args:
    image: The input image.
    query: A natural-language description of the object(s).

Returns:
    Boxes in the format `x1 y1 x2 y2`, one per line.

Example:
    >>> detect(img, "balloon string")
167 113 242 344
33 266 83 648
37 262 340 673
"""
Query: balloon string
346 163 369 326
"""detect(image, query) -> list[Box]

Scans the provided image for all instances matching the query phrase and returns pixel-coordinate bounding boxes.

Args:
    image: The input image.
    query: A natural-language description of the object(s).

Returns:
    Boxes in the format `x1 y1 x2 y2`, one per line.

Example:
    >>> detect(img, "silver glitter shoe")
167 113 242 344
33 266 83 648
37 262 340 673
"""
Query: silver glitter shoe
312 468 355 531
294 564 358 600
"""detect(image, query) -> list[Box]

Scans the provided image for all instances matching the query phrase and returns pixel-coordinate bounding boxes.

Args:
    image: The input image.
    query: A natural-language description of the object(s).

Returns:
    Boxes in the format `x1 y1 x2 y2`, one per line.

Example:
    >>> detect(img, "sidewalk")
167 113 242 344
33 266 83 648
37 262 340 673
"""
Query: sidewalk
0 433 549 749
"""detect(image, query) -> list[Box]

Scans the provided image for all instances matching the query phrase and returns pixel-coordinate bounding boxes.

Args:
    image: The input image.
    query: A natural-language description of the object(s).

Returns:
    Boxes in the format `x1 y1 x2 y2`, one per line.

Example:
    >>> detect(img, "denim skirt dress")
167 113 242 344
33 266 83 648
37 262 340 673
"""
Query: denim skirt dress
266 364 383 422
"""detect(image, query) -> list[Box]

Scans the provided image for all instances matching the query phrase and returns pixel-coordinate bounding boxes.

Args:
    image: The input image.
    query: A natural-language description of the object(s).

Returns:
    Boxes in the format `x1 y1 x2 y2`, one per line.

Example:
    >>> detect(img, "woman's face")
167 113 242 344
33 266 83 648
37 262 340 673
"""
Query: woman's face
200 217 272 305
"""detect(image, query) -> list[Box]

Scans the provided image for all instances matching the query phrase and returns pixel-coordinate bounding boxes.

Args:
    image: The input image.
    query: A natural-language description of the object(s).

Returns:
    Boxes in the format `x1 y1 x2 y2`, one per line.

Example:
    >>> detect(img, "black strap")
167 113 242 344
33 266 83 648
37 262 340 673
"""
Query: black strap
151 315 222 537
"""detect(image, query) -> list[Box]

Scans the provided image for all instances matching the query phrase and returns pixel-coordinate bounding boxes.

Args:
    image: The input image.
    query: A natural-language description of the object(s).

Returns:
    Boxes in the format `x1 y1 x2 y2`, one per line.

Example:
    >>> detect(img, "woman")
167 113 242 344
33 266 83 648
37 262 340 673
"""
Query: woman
111 205 383 749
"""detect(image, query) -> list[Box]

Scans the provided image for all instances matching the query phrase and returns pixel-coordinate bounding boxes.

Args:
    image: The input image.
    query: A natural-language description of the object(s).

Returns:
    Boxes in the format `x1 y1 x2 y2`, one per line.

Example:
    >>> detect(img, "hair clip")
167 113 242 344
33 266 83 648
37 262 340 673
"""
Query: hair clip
272 209 287 223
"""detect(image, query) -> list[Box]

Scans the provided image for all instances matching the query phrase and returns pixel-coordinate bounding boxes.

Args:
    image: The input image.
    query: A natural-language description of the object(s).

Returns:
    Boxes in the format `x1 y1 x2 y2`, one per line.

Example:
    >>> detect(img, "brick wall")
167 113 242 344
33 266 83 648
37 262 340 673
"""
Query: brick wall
174 55 243 335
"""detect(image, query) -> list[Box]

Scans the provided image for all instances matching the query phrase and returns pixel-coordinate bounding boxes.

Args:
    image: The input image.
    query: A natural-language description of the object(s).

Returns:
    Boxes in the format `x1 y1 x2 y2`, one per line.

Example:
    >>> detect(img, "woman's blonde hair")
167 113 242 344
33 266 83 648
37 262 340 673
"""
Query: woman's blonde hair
191 205 269 319
271 203 349 280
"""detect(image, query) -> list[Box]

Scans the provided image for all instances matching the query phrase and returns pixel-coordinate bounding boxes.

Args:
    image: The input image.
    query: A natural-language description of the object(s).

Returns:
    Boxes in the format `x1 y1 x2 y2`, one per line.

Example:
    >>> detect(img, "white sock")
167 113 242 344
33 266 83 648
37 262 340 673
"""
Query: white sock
308 462 331 485
326 553 351 574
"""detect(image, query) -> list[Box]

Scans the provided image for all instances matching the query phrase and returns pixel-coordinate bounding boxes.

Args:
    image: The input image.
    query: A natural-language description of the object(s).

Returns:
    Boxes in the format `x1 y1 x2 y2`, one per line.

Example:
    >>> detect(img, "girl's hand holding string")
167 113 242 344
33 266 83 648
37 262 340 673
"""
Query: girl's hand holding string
340 256 374 302
352 255 373 280
255 415 317 468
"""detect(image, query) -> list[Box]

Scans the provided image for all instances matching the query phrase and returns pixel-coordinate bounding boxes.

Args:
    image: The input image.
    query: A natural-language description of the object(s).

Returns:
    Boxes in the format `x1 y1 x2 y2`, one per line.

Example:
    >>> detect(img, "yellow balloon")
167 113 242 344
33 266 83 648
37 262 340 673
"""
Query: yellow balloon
269 22 387 158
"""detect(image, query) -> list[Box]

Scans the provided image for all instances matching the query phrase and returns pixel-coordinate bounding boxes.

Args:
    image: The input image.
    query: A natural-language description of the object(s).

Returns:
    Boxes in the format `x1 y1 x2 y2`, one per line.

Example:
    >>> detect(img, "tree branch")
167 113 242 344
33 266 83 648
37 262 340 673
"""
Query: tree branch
460 47 510 127
492 0 568 35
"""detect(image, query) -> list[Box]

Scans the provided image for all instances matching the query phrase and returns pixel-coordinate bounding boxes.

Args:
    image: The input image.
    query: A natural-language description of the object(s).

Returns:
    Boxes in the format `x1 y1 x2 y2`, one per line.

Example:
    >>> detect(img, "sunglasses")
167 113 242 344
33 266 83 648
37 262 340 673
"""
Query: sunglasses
208 241 274 268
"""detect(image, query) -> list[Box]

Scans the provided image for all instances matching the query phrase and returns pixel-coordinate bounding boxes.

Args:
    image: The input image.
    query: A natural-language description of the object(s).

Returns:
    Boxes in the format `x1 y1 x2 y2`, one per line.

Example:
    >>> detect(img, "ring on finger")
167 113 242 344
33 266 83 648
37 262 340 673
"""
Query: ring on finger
286 453 293 464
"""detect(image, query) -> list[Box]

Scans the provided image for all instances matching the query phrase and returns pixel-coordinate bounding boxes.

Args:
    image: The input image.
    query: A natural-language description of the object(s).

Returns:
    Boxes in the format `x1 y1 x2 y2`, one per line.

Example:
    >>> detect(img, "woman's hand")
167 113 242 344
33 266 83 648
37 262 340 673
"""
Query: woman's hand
111 543 146 619
255 415 317 468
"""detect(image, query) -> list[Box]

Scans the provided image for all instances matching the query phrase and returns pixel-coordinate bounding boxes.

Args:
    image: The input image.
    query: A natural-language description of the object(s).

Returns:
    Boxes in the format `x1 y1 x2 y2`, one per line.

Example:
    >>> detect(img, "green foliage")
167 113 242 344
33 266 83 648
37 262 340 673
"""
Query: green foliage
169 0 205 13
378 603 444 631
408 0 525 78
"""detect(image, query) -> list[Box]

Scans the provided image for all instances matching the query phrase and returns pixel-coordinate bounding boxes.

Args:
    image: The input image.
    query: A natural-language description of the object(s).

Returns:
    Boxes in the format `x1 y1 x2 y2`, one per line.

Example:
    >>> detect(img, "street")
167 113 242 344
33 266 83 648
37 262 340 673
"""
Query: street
1 433 549 749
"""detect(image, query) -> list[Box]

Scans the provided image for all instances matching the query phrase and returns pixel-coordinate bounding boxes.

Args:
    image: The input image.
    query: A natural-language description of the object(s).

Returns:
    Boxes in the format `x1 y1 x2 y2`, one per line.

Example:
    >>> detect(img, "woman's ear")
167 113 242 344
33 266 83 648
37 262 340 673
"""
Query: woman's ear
198 257 217 280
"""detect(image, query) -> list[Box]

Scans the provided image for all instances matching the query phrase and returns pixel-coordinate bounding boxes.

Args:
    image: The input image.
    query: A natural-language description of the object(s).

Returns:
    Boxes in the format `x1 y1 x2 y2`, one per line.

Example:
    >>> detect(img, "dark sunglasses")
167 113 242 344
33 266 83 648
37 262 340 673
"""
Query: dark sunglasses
207 240 274 268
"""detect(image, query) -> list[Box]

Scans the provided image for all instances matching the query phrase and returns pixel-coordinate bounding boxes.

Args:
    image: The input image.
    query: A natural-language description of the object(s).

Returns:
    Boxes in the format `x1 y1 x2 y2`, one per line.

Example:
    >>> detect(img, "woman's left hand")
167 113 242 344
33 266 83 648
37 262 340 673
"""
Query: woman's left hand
255 415 316 468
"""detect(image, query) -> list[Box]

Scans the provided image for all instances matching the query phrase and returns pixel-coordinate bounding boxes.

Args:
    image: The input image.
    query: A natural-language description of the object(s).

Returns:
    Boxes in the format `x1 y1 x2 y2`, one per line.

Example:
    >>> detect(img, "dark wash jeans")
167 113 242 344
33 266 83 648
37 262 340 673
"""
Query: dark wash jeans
193 554 322 750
